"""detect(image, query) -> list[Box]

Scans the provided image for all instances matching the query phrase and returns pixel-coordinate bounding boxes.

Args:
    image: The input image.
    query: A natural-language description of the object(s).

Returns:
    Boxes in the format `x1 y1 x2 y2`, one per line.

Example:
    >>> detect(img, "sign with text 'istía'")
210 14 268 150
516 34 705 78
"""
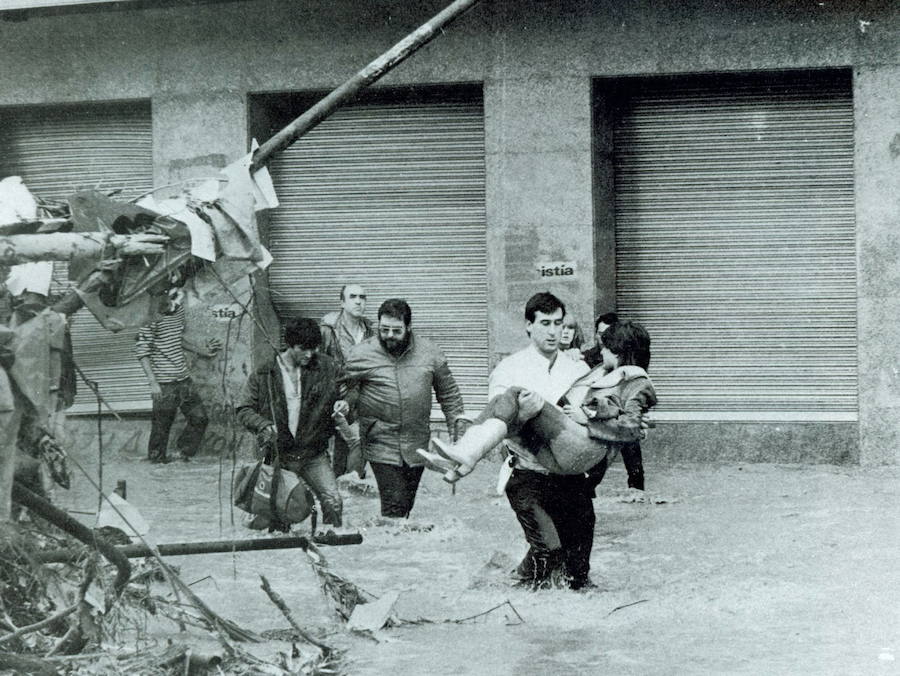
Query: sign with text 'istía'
210 304 244 321
537 261 577 278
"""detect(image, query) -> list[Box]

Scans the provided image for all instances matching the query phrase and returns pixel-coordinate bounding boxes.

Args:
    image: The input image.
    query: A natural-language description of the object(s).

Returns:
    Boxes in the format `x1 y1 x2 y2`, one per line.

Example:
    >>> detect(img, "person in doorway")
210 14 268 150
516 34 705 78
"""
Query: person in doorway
135 284 221 464
559 313 586 362
320 284 373 365
341 298 464 519
582 312 647 492
581 312 617 369
320 283 374 477
236 317 347 529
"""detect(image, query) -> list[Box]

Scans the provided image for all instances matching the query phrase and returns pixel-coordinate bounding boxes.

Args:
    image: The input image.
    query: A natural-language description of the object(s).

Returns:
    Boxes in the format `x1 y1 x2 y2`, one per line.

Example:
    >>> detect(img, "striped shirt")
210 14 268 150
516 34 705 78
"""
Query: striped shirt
135 306 189 383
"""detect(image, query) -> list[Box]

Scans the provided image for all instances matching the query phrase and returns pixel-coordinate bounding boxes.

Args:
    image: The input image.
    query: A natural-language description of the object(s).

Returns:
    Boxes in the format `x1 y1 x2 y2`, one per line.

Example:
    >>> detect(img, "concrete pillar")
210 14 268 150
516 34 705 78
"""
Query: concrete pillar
151 91 255 457
854 65 900 466
483 75 595 363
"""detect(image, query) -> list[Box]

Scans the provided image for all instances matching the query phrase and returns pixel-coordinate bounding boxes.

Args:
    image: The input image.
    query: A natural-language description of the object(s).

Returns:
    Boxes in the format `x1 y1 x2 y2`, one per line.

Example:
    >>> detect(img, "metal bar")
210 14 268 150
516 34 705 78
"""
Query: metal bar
33 532 363 564
249 0 481 172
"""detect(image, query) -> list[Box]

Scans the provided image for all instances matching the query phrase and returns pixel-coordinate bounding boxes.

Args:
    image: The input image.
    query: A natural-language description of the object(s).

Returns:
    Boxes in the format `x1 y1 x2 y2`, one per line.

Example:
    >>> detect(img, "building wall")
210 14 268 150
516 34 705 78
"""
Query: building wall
1 0 897 463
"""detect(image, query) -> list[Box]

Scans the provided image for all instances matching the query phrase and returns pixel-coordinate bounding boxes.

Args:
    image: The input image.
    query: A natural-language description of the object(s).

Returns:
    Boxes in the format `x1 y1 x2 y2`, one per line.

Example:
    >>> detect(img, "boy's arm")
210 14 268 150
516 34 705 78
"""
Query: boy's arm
135 327 162 402
137 356 162 402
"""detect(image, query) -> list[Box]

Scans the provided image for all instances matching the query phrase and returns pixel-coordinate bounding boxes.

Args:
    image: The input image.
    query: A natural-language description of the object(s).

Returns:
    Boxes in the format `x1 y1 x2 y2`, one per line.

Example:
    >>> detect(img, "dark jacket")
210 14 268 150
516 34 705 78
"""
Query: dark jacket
577 366 657 444
581 345 603 369
320 310 374 365
341 332 464 467
235 352 341 461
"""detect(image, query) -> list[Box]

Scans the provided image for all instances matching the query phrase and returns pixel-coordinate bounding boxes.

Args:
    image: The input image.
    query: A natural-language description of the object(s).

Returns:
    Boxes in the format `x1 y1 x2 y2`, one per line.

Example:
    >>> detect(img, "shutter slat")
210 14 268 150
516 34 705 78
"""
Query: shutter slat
613 76 857 420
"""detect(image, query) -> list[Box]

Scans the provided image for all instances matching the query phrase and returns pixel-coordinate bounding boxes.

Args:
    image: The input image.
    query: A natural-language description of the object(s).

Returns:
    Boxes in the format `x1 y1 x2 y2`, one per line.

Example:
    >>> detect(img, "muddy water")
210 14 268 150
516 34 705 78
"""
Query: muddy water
57 445 900 675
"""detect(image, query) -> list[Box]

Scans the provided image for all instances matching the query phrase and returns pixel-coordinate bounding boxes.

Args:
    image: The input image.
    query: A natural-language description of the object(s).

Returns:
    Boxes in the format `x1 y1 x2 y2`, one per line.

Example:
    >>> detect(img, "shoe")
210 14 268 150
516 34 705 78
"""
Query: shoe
514 549 567 591
178 454 191 462
416 446 458 474
428 437 474 483
431 419 509 481
568 577 598 591
149 456 173 464
416 439 468 484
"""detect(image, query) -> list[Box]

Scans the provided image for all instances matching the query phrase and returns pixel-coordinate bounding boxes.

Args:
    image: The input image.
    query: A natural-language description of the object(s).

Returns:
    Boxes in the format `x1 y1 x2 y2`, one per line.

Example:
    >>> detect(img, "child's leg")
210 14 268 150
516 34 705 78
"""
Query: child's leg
417 387 526 480
524 405 614 475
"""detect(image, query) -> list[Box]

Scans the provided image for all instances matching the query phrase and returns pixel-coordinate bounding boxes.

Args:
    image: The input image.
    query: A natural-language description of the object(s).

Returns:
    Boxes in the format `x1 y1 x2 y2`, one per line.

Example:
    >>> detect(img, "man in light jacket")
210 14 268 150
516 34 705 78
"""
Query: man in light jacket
342 298 464 519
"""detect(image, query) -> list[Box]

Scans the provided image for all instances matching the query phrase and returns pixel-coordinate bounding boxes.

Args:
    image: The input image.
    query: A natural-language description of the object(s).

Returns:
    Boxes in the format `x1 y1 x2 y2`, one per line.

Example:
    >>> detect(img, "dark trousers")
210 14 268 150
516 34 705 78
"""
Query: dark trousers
587 441 645 491
370 461 425 518
147 378 209 461
506 468 596 587
281 452 343 526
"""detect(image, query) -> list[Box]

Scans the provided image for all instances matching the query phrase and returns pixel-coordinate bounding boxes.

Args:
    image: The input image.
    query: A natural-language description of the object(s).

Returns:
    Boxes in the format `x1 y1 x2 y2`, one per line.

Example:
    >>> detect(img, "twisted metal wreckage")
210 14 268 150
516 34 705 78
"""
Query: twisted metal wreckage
0 0 481 672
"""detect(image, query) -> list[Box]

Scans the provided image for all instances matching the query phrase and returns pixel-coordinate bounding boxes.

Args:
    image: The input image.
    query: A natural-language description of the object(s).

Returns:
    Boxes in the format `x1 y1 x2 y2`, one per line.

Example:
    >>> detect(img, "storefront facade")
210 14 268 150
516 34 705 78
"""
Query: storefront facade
1 0 897 463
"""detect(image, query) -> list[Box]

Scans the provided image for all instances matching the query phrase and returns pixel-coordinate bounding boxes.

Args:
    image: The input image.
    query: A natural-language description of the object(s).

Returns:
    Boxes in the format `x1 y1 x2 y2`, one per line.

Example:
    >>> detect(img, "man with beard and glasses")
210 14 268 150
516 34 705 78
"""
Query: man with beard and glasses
341 298 464 519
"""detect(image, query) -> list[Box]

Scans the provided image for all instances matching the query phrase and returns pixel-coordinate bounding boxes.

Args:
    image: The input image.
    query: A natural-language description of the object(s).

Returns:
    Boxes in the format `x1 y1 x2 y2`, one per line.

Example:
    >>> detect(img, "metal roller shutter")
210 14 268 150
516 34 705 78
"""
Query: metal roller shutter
613 73 856 422
0 102 154 413
268 99 489 409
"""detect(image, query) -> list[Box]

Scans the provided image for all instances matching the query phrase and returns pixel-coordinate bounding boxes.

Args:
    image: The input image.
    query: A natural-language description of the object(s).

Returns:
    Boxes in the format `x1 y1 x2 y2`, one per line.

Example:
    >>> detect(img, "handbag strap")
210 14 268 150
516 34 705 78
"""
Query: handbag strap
266 371 285 530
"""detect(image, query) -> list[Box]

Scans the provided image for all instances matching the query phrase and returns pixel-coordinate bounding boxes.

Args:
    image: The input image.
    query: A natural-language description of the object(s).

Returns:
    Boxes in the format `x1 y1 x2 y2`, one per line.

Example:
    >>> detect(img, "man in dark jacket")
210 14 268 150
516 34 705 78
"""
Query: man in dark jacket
320 283 374 477
320 283 374 365
342 298 464 519
236 317 346 527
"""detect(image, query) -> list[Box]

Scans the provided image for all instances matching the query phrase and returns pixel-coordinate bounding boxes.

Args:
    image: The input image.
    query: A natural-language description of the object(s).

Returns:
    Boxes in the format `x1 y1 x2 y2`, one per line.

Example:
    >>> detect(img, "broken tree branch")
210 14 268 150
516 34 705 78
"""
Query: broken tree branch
451 599 525 625
259 575 332 655
606 599 649 616
0 603 79 646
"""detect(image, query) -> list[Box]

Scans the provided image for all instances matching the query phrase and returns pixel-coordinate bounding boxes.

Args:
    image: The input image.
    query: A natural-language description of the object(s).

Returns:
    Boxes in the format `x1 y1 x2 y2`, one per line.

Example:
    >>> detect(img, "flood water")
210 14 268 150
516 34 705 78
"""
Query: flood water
56 443 900 675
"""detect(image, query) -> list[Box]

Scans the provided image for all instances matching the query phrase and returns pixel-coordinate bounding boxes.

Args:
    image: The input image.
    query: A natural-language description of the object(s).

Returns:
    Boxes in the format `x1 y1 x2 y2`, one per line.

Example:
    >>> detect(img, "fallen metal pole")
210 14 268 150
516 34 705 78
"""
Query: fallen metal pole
0 232 168 264
250 0 481 172
33 532 362 564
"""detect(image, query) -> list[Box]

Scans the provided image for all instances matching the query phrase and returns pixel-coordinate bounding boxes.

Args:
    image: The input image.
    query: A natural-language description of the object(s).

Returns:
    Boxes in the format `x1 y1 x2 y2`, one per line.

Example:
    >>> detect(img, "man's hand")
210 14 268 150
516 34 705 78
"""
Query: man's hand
149 381 163 403
517 389 544 422
563 404 589 425
205 337 223 357
332 400 350 417
257 424 277 445
639 413 654 440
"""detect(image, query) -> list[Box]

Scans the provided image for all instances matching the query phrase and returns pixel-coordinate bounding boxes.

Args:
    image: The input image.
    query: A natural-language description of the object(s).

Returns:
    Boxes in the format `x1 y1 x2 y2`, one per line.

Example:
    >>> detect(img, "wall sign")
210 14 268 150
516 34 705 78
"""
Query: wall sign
537 260 577 278
210 304 244 321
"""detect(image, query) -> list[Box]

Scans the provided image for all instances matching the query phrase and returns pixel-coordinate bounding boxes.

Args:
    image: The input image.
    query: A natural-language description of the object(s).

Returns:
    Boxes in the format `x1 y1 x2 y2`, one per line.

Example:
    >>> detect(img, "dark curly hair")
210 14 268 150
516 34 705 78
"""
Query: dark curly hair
600 319 651 370
284 317 322 349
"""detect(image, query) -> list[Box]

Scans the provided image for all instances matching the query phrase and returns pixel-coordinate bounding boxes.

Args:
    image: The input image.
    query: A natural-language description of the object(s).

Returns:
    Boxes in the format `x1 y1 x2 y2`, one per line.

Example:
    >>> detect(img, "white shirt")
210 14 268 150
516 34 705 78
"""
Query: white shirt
489 344 589 472
278 356 302 438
